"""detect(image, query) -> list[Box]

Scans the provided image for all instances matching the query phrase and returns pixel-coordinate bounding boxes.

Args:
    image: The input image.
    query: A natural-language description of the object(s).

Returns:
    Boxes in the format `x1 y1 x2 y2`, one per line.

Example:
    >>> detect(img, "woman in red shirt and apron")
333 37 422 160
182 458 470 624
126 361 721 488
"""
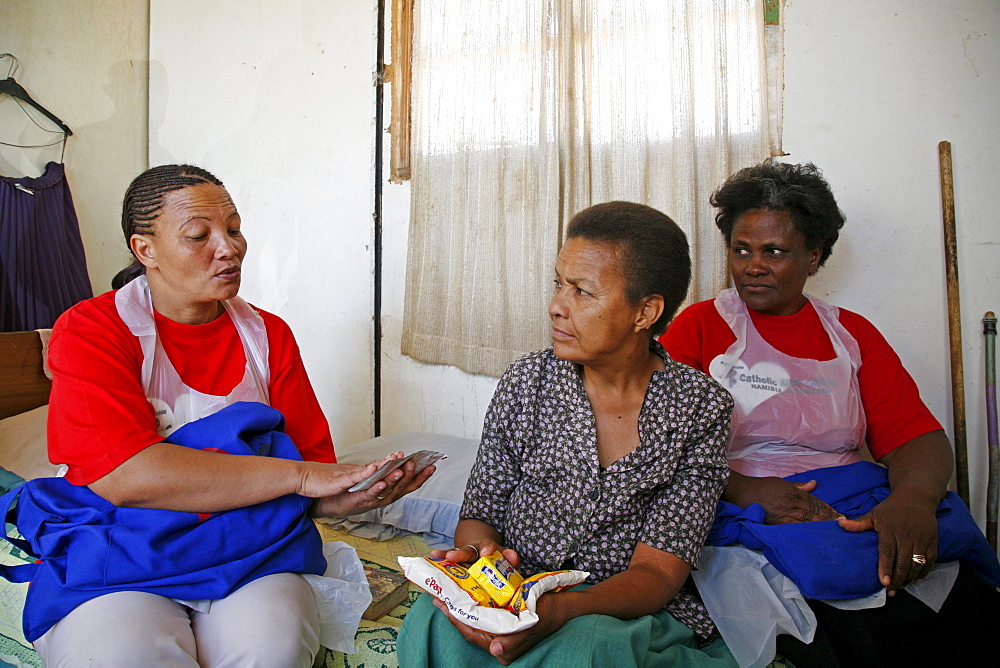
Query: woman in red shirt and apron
661 161 1000 667
33 165 435 667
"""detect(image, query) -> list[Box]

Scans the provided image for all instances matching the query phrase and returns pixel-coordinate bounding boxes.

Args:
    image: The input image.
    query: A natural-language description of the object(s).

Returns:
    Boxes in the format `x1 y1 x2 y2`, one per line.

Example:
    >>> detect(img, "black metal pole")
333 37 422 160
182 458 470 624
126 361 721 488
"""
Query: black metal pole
373 0 386 436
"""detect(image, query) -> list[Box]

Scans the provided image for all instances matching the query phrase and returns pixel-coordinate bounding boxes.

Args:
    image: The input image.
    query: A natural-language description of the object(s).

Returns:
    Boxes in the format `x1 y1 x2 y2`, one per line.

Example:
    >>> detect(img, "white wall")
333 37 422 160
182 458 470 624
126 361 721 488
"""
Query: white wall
780 0 1000 523
149 0 378 448
379 177 500 439
0 0 149 294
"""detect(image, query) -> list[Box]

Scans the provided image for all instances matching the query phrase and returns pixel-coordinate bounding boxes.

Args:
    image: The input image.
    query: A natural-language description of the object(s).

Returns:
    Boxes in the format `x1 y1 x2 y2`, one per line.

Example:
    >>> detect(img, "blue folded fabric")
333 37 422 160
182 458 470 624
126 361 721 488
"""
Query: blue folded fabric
0 401 325 642
707 461 1000 600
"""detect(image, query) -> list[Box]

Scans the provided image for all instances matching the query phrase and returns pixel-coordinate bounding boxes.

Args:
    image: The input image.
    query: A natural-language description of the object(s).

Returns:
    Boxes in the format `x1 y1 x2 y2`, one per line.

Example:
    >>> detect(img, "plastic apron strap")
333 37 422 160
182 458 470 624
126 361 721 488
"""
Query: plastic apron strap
222 297 270 405
709 289 750 385
0 486 40 583
806 294 867 448
811 296 863 369
114 275 158 390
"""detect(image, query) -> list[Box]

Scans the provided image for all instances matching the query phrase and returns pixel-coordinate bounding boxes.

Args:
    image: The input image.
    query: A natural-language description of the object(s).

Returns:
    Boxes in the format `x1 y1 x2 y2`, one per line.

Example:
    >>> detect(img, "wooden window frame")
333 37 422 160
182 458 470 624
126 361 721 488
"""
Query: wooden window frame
387 0 413 182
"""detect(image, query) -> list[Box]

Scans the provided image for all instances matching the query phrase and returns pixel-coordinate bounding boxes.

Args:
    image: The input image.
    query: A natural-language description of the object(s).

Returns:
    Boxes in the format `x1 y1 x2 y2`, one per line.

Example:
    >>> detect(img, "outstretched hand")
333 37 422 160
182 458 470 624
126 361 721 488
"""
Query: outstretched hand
303 452 436 518
839 494 938 592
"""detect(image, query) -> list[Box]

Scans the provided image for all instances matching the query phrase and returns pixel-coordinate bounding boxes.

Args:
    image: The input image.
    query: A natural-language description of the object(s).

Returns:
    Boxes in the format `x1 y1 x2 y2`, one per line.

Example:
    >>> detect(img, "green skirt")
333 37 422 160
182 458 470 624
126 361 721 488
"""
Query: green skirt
397 590 737 668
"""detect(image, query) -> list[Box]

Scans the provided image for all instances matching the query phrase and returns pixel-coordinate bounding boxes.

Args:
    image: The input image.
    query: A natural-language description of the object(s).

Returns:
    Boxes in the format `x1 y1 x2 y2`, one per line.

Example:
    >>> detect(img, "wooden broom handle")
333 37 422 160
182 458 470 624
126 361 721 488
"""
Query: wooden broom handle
940 140 969 506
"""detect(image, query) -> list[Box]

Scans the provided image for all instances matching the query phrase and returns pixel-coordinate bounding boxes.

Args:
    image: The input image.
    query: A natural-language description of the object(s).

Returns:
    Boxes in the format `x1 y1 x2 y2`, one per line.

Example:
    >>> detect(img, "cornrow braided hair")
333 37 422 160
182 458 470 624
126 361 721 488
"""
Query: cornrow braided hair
112 164 224 289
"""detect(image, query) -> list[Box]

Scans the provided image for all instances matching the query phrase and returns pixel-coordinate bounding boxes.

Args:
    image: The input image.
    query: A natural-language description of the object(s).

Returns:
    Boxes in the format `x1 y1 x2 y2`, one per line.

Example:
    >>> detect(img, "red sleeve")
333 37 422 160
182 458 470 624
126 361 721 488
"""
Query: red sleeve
259 311 336 464
838 310 943 460
48 294 336 486
659 300 734 374
47 293 165 485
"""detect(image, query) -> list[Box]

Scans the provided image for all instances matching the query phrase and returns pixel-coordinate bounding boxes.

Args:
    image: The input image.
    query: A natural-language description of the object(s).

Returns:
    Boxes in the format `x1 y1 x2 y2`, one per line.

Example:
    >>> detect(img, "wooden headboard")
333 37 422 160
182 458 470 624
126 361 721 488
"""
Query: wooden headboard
0 331 51 420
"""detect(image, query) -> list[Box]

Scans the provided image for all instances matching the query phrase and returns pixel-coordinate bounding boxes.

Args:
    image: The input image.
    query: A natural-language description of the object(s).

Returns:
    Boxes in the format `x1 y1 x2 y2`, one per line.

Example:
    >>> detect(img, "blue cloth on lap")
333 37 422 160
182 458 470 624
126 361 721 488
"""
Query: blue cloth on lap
0 401 325 642
707 461 1000 600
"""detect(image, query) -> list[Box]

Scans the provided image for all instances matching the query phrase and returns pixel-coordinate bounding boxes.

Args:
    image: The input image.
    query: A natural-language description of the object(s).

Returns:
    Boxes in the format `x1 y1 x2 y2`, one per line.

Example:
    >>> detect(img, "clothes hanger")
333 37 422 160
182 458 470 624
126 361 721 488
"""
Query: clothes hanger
0 54 72 162
0 54 73 136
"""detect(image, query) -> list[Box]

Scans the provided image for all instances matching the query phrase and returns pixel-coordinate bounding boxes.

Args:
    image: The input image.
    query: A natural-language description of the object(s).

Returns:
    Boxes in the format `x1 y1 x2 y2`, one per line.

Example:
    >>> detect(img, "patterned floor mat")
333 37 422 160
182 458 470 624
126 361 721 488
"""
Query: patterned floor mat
313 525 430 668
0 528 41 668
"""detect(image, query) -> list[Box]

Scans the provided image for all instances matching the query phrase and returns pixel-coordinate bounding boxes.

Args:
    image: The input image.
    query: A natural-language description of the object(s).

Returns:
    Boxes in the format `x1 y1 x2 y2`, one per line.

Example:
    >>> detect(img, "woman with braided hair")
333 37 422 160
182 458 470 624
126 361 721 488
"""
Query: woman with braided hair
28 164 434 665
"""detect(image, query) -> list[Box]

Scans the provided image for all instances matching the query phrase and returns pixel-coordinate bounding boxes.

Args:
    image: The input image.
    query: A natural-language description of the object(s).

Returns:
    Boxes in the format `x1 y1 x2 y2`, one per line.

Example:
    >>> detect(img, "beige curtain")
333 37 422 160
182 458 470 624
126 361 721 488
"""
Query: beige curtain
402 0 780 377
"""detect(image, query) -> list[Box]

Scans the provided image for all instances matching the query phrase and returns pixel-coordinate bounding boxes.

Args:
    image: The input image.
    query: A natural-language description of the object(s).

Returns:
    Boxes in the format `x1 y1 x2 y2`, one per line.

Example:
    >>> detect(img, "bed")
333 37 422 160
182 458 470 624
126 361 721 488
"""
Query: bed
0 330 480 668
0 331 797 667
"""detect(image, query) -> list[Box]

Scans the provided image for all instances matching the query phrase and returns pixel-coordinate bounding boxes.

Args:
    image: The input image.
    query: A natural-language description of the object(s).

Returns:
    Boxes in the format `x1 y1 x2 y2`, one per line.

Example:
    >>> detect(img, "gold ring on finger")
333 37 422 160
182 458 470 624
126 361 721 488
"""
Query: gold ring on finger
911 554 927 565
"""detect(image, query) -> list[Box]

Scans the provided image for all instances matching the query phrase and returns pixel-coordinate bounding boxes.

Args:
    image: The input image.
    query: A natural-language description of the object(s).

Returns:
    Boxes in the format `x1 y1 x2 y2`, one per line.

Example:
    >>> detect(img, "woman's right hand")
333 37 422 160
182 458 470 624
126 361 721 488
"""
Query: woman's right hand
429 542 520 568
724 472 842 524
430 519 520 567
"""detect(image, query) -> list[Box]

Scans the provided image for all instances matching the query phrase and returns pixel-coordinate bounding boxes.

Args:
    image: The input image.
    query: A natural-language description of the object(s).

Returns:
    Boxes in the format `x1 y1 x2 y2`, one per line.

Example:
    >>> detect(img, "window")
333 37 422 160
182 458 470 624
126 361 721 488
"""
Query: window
396 0 782 377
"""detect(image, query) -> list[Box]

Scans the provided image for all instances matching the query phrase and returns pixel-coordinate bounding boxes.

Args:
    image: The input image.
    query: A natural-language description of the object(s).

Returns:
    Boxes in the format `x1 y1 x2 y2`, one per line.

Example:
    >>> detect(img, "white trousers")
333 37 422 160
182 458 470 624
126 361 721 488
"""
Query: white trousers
33 573 321 668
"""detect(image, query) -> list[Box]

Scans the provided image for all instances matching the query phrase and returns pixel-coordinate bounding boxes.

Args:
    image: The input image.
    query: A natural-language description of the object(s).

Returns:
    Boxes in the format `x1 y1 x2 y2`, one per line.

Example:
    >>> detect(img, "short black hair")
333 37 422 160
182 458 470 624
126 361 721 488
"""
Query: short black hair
112 164 224 289
566 201 690 336
711 160 845 267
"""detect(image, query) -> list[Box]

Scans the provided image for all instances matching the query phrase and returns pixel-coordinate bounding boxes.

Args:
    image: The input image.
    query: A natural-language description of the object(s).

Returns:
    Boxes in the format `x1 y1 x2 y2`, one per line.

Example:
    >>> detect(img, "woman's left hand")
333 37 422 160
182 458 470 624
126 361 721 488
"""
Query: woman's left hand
432 594 567 665
839 493 938 591
837 430 952 592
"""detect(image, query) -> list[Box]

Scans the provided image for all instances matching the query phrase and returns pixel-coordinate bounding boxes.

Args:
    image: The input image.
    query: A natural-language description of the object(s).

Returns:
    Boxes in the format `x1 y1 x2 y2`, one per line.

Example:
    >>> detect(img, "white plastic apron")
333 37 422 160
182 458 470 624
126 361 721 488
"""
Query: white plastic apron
708 288 866 478
115 275 270 436
699 290 955 666
114 276 368 653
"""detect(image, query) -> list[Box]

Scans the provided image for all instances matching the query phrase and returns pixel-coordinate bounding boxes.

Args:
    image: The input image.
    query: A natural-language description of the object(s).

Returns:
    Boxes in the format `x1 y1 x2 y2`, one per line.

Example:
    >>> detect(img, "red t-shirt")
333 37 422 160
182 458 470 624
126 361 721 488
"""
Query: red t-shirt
48 290 336 485
659 298 942 460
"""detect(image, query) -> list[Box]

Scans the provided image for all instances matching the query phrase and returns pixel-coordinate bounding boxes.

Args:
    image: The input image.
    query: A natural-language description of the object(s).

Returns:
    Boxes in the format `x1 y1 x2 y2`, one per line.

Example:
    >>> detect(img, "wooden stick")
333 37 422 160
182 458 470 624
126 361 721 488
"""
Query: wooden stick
984 311 997 549
940 140 969 506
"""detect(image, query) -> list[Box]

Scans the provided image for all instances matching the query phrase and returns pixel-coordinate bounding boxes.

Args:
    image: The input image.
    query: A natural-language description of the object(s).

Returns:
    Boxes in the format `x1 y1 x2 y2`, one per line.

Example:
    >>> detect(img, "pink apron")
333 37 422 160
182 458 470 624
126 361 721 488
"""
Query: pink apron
708 288 867 478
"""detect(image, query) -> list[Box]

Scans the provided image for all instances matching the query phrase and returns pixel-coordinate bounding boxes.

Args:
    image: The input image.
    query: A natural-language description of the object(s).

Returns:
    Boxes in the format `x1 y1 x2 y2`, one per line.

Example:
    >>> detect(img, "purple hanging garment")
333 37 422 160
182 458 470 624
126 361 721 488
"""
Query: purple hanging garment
0 161 92 331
